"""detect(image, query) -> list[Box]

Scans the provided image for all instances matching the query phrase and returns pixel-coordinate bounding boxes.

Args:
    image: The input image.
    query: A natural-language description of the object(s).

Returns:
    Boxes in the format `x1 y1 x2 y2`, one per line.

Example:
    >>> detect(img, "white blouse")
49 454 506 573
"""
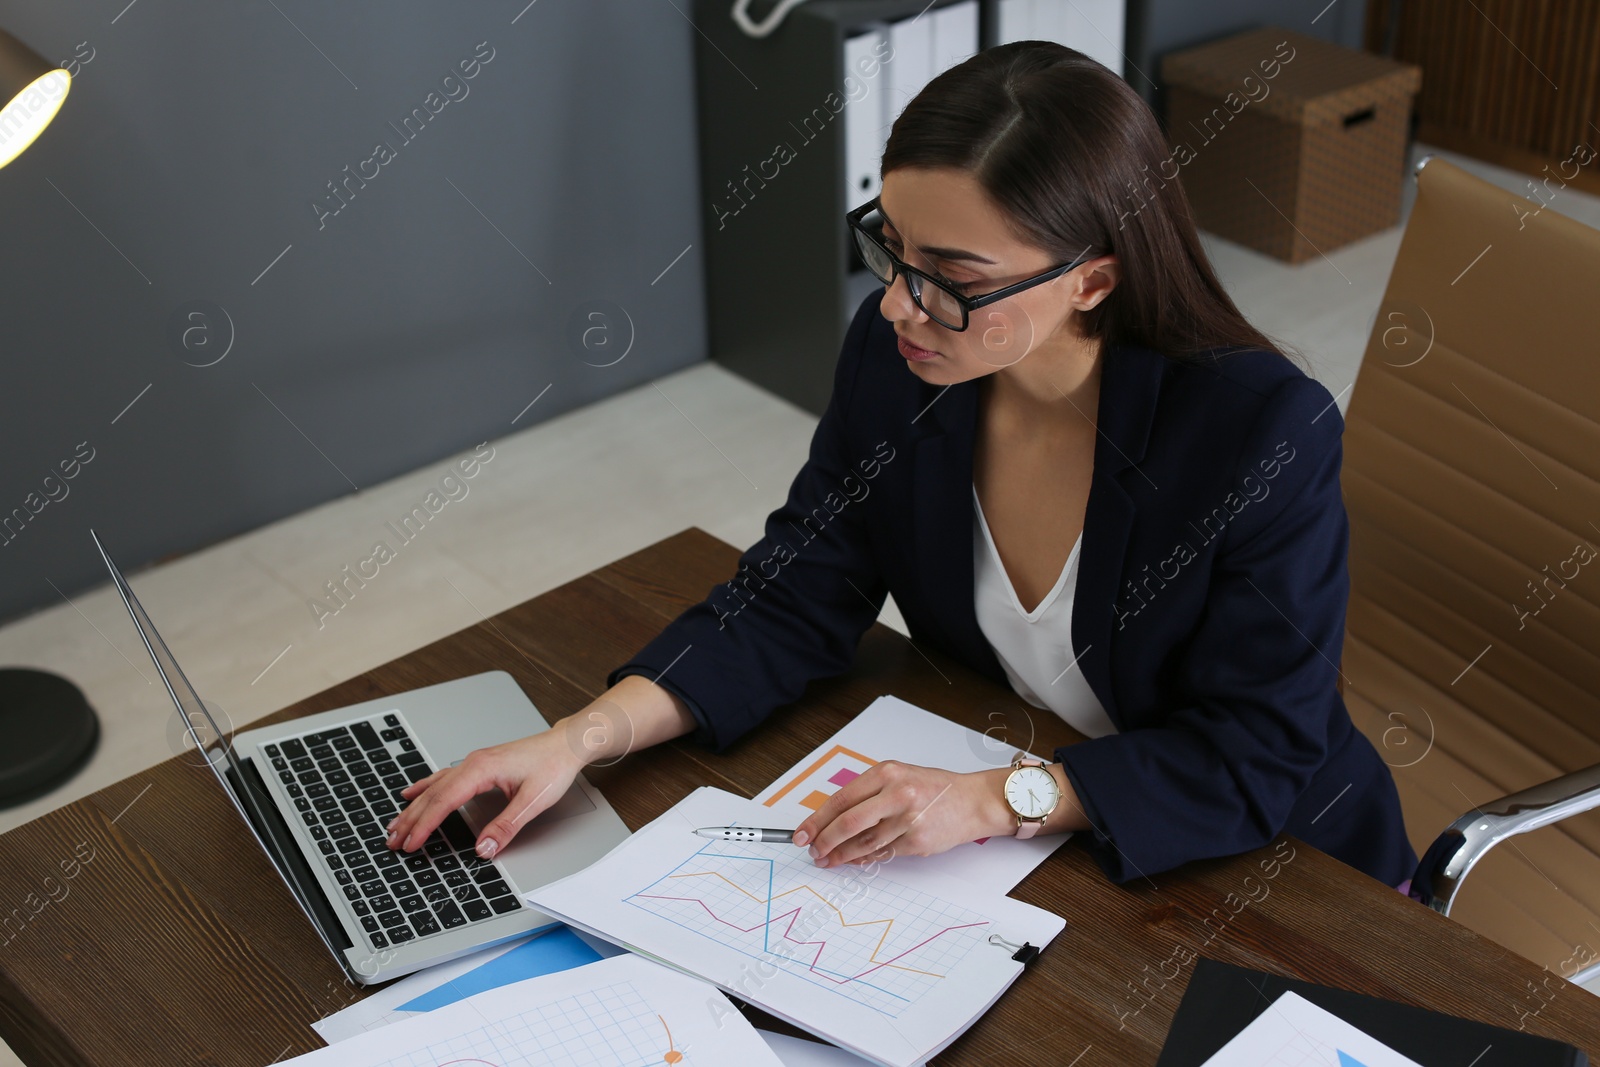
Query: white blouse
972 483 1119 739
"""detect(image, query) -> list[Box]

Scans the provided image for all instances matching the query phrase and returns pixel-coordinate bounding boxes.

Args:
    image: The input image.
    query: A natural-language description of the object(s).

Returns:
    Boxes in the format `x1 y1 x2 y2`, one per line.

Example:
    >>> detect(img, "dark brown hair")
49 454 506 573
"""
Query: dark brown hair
881 41 1303 370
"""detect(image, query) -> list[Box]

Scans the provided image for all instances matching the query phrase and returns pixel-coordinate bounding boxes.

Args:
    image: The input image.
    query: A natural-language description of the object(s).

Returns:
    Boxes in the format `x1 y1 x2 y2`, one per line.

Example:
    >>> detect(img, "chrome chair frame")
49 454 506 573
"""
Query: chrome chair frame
1412 761 1600 984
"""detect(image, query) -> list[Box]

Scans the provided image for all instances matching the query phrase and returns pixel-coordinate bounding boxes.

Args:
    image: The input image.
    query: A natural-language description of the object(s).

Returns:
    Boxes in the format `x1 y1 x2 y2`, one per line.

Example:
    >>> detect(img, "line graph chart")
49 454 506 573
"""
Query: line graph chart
624 837 990 1016
528 788 1068 1067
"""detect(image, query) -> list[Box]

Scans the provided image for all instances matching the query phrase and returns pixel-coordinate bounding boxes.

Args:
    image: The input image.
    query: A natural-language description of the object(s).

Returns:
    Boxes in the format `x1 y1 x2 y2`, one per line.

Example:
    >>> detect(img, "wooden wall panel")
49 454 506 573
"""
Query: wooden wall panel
1366 0 1600 196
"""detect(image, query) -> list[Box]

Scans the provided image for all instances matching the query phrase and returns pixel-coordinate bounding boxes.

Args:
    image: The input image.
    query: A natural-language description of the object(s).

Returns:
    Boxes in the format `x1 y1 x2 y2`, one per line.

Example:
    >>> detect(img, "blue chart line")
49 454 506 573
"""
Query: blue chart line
623 838 989 1017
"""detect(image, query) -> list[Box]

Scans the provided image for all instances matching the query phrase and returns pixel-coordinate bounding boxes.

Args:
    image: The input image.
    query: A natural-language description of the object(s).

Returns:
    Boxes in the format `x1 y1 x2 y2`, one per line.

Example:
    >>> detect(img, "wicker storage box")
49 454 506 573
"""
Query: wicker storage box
1160 27 1422 263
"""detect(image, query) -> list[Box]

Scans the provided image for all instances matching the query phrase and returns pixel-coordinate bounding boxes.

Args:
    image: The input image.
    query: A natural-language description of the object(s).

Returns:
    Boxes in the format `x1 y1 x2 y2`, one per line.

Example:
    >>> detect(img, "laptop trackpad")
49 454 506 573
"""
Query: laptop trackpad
457 780 596 838
456 779 599 891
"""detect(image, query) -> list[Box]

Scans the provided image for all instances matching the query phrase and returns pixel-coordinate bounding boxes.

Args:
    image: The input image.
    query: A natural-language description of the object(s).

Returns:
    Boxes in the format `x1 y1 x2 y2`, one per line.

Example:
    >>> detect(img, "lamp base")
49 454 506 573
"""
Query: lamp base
0 668 100 810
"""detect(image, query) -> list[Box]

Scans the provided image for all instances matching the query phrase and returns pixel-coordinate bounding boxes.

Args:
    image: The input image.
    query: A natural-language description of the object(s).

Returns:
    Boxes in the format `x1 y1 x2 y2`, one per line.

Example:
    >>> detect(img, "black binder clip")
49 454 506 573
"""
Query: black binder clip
989 933 1041 964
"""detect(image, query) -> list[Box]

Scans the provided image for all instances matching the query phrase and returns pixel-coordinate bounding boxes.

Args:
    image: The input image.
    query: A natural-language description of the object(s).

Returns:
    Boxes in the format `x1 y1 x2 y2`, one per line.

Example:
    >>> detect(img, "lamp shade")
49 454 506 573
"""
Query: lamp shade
0 28 69 170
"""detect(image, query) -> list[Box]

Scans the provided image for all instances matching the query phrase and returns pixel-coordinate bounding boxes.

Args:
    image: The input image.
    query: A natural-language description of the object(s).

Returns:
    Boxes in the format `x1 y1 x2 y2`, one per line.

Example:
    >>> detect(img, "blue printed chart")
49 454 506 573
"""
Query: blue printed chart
626 836 990 1017
1250 1030 1377 1067
1201 992 1424 1067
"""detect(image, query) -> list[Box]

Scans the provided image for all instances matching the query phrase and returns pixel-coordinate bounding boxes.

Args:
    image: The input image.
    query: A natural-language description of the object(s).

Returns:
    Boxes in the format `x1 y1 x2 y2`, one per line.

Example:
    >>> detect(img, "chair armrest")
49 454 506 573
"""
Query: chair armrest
1410 761 1600 918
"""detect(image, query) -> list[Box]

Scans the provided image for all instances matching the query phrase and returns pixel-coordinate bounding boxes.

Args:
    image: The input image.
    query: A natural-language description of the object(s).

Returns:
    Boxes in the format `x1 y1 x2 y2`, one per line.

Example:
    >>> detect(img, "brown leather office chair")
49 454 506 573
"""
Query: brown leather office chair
1339 155 1600 983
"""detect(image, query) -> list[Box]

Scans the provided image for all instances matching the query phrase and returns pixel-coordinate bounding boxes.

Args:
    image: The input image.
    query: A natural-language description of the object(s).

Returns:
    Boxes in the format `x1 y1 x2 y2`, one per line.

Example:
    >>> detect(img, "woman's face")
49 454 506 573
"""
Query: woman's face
874 167 1117 386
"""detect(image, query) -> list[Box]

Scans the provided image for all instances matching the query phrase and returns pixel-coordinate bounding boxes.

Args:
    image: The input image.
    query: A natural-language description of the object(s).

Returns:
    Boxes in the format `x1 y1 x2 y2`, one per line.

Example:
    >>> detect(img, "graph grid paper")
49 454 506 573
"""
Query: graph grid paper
625 838 990 1016
363 980 694 1067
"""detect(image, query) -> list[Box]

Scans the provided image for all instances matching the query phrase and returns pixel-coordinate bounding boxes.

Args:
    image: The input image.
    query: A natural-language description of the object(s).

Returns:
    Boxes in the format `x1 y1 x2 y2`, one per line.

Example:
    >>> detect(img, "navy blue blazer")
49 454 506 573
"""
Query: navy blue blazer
609 292 1418 890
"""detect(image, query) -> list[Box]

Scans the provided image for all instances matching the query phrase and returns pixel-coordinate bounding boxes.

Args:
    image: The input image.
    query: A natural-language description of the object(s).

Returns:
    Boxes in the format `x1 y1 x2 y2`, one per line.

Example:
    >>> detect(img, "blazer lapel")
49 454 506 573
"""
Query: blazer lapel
1071 342 1167 728
909 381 1007 683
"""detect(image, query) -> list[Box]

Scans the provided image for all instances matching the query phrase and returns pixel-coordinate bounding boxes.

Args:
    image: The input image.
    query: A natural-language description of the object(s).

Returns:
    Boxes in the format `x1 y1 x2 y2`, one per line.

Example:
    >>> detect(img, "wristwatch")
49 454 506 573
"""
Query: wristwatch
1003 755 1061 839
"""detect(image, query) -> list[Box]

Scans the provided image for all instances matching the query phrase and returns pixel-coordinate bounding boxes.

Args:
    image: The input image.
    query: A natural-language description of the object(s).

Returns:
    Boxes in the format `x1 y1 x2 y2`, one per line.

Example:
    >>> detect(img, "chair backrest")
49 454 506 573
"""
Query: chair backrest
1341 156 1600 778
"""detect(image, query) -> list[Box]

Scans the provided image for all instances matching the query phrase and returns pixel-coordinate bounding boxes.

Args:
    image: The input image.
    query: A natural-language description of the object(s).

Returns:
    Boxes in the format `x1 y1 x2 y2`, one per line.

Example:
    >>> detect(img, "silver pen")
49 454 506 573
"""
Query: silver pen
694 825 795 843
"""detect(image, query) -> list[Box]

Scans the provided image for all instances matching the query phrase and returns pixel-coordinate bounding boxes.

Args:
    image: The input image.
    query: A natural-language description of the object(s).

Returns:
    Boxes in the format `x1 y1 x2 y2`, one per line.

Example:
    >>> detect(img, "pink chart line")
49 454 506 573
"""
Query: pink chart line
633 893 987 986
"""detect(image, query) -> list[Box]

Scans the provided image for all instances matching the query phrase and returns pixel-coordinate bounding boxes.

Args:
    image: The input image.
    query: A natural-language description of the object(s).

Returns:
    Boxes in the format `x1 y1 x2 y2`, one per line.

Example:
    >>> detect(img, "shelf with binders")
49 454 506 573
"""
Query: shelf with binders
694 0 1126 416
693 0 982 416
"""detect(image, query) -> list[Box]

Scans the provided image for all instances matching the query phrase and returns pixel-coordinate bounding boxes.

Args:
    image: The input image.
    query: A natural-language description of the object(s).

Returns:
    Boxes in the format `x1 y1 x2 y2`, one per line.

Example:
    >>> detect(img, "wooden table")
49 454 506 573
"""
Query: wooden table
1 528 1596 1066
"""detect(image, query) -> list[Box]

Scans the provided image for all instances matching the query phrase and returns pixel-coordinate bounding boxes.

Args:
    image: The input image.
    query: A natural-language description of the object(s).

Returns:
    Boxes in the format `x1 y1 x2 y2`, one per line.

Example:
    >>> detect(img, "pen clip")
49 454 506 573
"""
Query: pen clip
988 933 1041 964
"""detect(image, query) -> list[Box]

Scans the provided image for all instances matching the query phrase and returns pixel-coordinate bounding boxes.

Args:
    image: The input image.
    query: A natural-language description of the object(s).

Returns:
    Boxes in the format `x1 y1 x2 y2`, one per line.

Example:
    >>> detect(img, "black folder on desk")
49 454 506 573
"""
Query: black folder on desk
1156 957 1588 1067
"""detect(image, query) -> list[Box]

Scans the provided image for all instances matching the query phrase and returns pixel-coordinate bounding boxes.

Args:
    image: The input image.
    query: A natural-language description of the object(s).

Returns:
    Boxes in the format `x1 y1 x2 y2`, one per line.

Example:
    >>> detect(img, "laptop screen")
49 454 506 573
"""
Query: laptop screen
89 528 354 970
90 529 239 782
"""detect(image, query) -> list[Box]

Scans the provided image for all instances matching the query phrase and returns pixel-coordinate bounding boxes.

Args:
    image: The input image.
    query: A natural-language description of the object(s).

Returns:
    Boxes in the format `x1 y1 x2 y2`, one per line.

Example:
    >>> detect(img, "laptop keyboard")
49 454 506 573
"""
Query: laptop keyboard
262 712 521 951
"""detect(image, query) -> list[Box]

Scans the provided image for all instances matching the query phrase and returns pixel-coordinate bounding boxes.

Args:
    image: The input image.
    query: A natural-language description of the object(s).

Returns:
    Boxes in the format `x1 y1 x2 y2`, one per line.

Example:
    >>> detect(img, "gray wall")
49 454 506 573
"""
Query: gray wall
1126 0 1370 113
0 1 704 625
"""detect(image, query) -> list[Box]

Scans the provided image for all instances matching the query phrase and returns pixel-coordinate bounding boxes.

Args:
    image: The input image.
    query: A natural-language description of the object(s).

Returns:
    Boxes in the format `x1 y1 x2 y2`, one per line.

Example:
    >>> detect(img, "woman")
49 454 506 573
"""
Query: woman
385 42 1417 891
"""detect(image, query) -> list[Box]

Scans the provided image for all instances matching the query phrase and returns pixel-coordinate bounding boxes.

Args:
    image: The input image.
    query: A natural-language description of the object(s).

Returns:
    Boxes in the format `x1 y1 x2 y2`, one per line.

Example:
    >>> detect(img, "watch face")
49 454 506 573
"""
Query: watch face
1005 766 1059 819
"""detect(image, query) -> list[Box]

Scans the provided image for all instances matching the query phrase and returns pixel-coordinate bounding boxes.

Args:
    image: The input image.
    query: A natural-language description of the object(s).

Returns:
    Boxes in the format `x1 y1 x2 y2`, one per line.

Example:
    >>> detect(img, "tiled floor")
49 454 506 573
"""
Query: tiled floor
1 143 1597 1063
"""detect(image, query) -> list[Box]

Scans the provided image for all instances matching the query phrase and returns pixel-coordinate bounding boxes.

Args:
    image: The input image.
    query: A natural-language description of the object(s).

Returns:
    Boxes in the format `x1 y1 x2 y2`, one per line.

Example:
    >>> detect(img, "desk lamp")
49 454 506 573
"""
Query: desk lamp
0 28 70 170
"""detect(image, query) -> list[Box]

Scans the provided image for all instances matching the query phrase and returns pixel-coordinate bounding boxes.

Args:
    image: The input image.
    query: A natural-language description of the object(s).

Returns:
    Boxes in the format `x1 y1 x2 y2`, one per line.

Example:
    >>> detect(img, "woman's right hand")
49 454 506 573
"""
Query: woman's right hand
384 723 584 860
383 673 698 860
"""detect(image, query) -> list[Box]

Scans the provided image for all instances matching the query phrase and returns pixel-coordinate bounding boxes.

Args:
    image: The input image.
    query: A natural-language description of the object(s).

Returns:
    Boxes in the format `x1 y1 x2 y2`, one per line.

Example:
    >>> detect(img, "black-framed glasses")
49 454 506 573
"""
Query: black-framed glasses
846 197 1098 332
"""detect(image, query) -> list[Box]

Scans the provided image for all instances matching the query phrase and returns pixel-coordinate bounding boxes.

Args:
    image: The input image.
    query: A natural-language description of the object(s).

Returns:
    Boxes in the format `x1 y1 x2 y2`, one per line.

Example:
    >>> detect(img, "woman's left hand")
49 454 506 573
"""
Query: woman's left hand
792 760 1014 868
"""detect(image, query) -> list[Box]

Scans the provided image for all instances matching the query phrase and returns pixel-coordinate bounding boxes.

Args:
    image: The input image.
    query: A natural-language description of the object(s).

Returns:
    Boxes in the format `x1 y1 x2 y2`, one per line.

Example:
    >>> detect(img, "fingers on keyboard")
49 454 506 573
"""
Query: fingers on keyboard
296 717 521 948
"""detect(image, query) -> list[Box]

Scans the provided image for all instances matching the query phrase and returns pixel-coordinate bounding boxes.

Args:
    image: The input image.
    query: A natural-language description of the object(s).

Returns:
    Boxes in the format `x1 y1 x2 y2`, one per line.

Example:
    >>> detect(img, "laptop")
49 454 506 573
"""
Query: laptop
90 529 631 985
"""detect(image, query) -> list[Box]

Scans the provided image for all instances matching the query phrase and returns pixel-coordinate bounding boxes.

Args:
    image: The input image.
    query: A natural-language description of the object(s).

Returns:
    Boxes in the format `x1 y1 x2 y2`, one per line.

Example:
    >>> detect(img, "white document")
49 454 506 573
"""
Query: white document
1201 991 1425 1067
754 695 1067 896
843 29 886 206
930 0 979 77
314 934 537 1043
282 952 782 1066
761 1029 877 1065
528 786 1065 1067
